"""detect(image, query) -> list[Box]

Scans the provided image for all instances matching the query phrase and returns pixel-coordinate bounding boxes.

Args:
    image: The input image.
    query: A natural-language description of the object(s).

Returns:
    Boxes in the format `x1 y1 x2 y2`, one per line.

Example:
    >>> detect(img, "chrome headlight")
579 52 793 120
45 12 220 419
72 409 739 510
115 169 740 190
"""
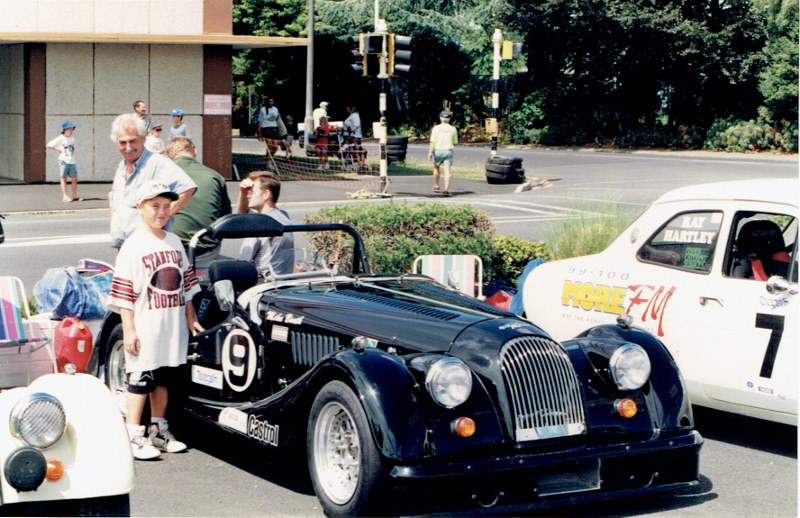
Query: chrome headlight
425 357 473 408
609 344 651 390
10 393 67 449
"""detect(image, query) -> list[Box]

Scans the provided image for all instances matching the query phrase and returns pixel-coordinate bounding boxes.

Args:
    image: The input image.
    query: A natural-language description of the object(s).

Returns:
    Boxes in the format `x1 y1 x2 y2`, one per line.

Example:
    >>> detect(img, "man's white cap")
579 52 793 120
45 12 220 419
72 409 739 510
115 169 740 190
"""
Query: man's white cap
320 101 329 108
136 180 179 205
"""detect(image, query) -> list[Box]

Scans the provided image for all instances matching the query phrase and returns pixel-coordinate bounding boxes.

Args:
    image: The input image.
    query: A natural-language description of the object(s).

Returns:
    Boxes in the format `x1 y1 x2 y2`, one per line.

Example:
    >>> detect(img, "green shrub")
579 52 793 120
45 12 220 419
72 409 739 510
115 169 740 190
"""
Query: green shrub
492 236 551 287
547 211 634 260
704 117 796 153
304 202 497 276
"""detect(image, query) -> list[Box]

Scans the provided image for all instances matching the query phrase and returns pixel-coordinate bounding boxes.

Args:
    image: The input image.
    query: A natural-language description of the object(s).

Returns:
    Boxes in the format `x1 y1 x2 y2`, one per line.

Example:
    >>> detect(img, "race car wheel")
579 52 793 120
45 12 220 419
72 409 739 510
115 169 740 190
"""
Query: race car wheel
104 324 128 415
308 381 383 517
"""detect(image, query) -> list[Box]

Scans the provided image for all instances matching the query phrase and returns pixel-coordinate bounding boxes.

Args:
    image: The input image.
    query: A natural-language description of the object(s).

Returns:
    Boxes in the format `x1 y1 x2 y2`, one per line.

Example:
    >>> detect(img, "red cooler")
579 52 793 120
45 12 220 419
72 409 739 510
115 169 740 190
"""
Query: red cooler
54 317 93 373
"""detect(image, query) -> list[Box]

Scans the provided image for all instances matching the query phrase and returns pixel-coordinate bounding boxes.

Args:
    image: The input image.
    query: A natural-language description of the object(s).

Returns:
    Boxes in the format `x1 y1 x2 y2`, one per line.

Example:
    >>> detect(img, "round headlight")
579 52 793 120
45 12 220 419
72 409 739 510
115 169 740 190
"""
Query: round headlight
10 393 67 449
609 344 651 390
425 358 473 408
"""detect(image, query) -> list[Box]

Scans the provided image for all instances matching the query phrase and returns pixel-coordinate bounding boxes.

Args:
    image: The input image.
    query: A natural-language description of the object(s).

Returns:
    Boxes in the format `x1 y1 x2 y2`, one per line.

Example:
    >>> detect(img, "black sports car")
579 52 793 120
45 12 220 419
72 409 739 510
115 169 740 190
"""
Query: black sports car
88 213 702 517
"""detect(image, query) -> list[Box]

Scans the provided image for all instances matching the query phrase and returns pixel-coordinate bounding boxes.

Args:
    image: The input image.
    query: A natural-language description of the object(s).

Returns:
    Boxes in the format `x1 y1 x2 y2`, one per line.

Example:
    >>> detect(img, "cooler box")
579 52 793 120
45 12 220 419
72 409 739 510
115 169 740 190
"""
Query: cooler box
54 317 93 373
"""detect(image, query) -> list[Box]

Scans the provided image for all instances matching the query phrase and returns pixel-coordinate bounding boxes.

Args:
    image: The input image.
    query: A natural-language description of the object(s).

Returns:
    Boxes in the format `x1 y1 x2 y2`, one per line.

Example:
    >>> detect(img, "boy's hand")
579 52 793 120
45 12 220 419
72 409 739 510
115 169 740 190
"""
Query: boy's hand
190 320 205 336
124 332 140 356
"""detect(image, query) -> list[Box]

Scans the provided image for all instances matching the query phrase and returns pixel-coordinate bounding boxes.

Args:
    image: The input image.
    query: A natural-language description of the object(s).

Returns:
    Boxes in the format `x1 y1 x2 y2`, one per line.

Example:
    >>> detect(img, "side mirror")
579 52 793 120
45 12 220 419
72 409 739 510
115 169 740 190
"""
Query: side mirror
214 280 235 312
766 275 798 295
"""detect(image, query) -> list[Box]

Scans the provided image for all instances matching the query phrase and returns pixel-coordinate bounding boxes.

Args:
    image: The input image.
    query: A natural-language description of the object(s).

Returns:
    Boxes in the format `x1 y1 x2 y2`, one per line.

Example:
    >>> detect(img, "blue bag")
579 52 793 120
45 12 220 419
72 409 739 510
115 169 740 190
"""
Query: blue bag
34 267 112 320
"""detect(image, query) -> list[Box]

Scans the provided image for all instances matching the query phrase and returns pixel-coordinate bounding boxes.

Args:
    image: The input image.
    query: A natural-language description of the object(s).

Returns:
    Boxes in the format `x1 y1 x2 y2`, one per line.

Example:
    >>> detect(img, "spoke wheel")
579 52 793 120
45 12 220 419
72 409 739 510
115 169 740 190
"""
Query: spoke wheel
308 381 383 517
105 323 128 415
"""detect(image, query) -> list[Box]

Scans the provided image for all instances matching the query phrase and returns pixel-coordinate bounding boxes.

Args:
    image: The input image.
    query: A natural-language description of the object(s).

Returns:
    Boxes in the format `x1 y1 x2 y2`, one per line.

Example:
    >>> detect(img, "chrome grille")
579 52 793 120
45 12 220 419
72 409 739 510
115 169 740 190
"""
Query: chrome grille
291 332 340 366
500 336 586 441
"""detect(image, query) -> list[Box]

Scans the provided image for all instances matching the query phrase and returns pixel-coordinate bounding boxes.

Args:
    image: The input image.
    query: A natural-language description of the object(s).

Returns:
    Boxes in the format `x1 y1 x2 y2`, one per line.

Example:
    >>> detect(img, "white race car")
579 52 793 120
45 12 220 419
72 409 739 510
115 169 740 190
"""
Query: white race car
523 178 798 426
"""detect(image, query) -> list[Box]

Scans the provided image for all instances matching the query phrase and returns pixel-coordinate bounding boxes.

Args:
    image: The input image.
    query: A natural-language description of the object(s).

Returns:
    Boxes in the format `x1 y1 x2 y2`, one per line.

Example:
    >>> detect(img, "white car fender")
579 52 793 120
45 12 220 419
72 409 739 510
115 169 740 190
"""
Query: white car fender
0 373 134 505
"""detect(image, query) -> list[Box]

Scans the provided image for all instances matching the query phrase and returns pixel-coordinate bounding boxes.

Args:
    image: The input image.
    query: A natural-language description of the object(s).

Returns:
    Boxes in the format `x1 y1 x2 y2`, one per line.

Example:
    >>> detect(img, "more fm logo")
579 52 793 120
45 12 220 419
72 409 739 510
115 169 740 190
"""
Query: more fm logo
561 280 676 336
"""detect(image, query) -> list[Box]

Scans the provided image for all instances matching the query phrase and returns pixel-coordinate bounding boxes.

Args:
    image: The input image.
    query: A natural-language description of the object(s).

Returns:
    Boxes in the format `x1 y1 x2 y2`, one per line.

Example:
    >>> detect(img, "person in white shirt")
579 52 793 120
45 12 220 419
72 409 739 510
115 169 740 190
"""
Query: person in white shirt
344 104 362 140
47 120 81 203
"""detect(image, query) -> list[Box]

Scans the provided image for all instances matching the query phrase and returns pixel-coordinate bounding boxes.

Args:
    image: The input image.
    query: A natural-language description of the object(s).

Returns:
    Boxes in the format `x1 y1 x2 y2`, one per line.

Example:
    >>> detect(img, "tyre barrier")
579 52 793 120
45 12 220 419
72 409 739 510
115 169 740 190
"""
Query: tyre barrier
385 135 409 163
485 156 525 184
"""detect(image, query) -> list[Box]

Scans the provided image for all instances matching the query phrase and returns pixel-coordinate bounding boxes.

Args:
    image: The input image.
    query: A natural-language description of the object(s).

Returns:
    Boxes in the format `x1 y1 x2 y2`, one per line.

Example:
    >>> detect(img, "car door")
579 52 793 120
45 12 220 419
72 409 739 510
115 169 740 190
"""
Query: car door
663 202 798 422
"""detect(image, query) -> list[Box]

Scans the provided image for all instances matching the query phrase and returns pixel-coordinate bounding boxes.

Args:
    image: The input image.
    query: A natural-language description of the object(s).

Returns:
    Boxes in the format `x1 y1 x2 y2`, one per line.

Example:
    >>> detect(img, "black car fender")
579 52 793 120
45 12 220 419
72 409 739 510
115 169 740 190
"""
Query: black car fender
318 347 430 461
564 323 694 430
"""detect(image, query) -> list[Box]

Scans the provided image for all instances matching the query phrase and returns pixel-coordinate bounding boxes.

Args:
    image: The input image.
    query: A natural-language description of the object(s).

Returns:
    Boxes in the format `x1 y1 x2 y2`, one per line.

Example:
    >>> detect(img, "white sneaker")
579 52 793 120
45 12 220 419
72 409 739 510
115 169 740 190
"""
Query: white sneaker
130 434 161 460
149 423 187 453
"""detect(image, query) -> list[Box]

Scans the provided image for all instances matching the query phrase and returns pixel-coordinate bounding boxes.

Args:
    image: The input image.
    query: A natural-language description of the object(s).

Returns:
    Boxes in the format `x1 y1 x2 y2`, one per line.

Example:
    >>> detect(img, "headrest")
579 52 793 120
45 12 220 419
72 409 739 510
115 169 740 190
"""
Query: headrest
736 220 786 256
209 260 259 292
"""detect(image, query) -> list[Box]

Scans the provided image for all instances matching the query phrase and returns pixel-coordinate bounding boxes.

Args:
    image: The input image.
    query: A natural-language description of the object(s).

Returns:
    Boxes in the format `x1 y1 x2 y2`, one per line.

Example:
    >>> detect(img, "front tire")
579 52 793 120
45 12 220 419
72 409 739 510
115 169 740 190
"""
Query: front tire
104 323 128 415
307 381 384 517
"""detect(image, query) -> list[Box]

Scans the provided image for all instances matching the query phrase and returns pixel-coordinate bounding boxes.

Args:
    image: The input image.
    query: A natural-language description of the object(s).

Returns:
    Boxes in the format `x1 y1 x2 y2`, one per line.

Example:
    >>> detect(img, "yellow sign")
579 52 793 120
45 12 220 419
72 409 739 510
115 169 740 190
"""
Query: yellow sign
485 118 498 135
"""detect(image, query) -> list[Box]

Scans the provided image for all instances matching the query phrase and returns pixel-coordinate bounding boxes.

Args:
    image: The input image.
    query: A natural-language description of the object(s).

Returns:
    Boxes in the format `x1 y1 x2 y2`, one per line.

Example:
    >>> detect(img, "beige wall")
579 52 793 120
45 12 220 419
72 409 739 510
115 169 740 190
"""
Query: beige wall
42 43 204 182
0 45 24 182
0 0 204 35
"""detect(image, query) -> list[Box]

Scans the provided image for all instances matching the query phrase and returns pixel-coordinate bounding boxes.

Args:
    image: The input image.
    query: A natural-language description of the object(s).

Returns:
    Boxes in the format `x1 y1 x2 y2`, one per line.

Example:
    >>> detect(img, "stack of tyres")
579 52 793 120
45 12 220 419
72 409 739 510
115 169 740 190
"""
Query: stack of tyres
386 135 408 163
485 156 525 184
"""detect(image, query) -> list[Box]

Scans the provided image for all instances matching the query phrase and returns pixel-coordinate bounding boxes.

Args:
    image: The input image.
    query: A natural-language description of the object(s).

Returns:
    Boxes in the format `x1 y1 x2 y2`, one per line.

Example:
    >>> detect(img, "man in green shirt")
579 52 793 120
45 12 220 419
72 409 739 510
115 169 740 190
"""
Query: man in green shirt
166 137 232 260
427 110 458 196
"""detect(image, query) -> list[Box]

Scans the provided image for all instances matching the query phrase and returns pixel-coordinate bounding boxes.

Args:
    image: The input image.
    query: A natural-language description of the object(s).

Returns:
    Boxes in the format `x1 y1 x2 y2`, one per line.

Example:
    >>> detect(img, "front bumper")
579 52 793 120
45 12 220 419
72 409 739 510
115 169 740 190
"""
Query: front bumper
389 430 703 512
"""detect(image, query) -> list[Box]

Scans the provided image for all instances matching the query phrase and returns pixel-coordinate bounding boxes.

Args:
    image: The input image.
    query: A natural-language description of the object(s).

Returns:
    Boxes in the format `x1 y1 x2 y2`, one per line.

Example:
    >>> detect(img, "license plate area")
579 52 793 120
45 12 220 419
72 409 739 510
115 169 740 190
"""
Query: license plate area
535 459 601 497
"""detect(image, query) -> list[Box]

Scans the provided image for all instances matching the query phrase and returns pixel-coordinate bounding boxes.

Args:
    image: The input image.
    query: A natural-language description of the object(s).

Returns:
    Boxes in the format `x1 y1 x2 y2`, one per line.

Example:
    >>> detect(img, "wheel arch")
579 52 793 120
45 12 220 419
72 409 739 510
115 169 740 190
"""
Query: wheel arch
86 311 121 376
305 349 429 461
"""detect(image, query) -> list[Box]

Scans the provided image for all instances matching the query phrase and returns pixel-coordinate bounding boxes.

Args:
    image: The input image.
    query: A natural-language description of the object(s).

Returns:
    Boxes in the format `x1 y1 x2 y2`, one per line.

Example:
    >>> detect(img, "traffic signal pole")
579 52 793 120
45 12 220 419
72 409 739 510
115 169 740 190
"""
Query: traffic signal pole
376 19 389 193
490 28 502 156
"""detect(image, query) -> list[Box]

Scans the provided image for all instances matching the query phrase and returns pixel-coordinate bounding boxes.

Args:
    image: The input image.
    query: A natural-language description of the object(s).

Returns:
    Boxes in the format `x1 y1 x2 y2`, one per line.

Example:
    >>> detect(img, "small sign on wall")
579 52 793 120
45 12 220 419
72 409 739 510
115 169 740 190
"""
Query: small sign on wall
204 94 232 115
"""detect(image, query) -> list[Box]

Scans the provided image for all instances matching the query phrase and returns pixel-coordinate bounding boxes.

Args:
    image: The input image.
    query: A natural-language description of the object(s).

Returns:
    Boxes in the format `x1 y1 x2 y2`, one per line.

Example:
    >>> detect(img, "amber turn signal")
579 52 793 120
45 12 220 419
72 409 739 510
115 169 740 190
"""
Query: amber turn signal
451 417 476 437
615 398 637 418
45 458 65 482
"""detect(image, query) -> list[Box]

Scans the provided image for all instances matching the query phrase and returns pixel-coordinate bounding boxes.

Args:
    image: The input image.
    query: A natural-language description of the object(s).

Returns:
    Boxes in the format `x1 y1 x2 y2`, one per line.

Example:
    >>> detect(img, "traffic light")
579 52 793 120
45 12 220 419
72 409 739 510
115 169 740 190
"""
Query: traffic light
388 34 412 76
351 35 367 76
351 33 384 77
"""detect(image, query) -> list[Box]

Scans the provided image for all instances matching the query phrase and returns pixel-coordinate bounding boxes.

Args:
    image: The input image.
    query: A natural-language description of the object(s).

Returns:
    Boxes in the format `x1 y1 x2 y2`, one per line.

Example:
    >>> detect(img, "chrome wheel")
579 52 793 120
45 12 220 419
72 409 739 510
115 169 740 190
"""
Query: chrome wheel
312 401 361 505
105 324 127 414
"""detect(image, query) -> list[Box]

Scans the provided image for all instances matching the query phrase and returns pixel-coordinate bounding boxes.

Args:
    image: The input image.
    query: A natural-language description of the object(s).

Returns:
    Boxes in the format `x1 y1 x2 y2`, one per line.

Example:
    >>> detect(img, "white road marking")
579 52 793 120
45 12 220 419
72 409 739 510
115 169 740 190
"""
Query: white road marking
2 234 111 248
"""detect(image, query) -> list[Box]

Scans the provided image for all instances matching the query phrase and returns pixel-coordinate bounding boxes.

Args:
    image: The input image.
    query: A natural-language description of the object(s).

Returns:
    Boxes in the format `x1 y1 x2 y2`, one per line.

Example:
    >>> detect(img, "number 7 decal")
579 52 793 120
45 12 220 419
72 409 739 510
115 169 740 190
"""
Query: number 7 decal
756 313 784 378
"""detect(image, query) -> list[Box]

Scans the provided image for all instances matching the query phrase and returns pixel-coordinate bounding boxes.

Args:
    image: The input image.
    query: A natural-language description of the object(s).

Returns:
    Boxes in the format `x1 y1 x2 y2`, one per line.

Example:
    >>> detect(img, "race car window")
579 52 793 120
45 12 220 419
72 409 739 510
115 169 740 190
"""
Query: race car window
637 211 722 273
725 212 797 281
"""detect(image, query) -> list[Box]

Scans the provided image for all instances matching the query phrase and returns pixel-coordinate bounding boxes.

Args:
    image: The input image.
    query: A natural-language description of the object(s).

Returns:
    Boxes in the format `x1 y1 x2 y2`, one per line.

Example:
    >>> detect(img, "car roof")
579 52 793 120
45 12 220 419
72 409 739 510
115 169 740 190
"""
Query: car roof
654 178 799 208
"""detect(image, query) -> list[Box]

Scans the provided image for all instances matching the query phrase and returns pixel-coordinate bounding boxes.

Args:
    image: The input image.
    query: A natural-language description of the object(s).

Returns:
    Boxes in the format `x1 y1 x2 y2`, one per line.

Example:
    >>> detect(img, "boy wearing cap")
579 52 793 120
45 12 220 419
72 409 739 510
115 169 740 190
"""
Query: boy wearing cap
168 109 191 143
428 110 458 197
47 120 81 202
108 180 203 460
145 122 166 154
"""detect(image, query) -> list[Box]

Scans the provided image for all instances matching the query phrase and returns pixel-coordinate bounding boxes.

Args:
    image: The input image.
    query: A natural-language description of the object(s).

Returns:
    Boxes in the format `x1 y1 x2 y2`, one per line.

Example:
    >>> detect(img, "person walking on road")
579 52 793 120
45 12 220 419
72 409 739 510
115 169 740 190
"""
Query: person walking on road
428 110 458 197
108 180 203 460
167 137 232 260
47 120 81 203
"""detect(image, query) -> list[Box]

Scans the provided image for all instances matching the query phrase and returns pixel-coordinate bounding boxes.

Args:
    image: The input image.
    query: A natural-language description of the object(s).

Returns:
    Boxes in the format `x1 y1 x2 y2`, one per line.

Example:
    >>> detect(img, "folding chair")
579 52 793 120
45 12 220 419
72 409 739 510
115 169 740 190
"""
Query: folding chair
0 276 57 385
412 255 484 299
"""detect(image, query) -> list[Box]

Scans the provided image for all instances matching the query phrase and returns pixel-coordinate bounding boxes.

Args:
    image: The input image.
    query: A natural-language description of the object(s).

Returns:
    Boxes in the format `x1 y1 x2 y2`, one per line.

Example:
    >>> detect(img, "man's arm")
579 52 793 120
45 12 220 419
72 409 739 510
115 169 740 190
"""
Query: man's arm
235 178 254 214
169 188 196 219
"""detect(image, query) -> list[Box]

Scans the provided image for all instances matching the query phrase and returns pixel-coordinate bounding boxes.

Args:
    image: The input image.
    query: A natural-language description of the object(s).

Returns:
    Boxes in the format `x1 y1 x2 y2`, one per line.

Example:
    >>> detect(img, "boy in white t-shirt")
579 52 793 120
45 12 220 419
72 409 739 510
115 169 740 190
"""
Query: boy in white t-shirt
108 180 203 460
47 120 81 202
145 122 166 154
168 109 191 143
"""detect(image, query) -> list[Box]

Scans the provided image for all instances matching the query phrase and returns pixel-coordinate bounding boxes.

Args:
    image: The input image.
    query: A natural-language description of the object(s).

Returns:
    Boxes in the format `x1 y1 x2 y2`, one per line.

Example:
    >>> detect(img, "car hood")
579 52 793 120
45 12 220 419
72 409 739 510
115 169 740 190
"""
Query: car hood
257 277 521 354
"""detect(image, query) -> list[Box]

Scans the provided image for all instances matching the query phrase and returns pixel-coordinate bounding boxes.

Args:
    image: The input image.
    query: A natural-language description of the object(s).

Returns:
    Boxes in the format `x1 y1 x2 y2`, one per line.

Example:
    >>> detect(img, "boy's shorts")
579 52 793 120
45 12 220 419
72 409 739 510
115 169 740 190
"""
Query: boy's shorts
432 150 454 166
59 162 78 178
127 366 181 394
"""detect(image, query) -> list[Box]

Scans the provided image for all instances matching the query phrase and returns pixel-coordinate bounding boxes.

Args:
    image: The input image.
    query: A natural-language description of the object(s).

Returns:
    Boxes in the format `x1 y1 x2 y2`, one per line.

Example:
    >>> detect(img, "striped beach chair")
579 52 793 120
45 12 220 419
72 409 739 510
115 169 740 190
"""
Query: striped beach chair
0 276 57 385
412 255 484 299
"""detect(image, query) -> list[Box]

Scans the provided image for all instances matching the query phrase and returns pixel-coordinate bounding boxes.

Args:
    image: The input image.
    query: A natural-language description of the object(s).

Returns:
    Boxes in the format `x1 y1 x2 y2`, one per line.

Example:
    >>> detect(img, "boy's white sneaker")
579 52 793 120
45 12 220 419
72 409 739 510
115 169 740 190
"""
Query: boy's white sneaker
130 434 161 460
149 423 187 453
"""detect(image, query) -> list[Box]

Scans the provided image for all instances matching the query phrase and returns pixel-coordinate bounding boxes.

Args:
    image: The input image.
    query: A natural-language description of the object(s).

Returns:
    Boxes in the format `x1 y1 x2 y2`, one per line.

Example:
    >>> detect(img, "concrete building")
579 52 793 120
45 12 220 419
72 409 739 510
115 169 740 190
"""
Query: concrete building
0 0 307 183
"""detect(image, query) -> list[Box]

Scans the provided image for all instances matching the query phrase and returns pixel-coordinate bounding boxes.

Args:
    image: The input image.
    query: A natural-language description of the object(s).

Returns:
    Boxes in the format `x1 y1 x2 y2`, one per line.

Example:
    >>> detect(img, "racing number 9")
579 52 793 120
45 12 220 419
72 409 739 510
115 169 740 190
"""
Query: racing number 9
756 313 784 379
222 329 257 392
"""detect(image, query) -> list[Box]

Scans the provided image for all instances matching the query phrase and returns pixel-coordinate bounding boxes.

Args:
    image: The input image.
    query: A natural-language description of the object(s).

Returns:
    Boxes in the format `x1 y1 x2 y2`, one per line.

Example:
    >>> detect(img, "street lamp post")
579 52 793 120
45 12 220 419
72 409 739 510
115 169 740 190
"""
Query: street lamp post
490 28 502 156
304 0 315 150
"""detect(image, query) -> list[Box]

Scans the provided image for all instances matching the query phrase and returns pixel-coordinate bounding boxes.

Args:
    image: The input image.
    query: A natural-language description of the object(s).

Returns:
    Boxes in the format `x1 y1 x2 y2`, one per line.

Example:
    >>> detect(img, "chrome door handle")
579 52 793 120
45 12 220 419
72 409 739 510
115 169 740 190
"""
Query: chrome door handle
699 296 724 307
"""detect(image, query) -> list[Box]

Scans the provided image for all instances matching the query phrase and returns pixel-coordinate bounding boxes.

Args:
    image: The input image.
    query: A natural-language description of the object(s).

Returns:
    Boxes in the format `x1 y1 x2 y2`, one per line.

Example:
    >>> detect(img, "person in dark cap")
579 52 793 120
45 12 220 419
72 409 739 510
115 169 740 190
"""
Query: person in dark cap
427 110 458 196
47 120 81 202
